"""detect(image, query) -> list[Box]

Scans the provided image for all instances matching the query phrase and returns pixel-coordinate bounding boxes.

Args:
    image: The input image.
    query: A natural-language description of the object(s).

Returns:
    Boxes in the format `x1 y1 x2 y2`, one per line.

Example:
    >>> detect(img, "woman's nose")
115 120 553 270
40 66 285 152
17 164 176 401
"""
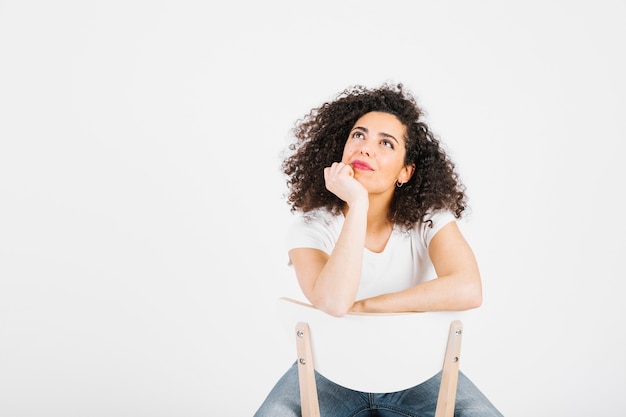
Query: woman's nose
357 141 371 156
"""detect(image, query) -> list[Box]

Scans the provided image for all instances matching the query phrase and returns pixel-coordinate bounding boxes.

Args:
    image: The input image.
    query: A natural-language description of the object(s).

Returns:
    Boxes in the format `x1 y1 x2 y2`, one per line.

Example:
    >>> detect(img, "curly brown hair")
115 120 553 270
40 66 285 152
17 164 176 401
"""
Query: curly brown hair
282 83 467 230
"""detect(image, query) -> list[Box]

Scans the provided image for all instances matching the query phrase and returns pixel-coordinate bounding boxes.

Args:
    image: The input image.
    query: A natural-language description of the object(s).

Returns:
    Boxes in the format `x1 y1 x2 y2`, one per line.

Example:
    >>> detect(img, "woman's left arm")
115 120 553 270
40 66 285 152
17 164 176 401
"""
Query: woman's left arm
350 221 483 313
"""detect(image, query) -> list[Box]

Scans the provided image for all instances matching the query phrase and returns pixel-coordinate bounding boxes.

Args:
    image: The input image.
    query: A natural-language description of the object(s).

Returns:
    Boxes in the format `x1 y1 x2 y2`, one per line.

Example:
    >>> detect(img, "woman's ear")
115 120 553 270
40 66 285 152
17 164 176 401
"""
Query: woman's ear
399 163 415 184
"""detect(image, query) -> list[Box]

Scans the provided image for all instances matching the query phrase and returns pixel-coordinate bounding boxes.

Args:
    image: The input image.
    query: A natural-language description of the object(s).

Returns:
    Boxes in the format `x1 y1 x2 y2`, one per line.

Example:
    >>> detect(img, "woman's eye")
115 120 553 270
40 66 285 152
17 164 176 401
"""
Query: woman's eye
381 139 394 149
352 132 364 140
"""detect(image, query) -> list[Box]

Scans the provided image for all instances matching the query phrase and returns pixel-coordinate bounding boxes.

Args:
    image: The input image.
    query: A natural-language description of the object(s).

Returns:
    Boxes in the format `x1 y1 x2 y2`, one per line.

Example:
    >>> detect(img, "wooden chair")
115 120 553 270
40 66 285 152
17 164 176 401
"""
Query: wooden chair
277 297 464 417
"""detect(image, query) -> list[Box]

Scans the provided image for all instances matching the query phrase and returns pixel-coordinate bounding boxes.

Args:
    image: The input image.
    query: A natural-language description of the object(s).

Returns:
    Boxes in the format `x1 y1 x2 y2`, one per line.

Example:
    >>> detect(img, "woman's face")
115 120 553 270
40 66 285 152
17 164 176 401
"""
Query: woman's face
341 111 415 194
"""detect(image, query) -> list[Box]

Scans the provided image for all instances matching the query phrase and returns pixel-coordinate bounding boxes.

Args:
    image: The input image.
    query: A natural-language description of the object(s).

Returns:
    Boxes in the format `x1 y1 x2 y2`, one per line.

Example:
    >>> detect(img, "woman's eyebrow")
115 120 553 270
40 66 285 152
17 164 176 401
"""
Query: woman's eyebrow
379 132 399 144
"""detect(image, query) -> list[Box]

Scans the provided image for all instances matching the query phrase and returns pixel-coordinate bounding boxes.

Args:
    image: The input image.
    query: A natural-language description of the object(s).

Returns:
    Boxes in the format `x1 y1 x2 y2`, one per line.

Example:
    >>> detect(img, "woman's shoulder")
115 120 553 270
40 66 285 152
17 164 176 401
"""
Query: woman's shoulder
286 208 342 253
404 210 457 246
297 207 341 226
287 207 343 235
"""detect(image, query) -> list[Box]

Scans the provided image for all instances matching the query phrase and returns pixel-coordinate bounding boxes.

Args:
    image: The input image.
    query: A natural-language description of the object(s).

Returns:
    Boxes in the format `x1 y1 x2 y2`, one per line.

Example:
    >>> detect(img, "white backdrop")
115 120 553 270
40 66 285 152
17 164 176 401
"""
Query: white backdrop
1 1 625 416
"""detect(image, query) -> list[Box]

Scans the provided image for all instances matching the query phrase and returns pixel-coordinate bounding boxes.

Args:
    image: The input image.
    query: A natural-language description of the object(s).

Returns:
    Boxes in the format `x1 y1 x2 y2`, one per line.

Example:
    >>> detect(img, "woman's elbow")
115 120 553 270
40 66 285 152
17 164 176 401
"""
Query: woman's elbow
466 292 482 310
464 279 483 310
313 297 353 318
324 307 350 318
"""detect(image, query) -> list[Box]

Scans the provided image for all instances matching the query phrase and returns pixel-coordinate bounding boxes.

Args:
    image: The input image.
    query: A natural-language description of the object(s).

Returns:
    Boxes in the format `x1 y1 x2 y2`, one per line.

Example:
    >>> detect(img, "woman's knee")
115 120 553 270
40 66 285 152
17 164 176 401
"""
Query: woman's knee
254 364 301 417
253 400 300 417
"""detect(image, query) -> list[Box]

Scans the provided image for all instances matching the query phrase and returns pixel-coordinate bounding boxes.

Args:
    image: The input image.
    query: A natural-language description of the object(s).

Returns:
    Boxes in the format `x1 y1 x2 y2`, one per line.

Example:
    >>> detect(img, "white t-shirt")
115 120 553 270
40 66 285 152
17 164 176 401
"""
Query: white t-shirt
285 208 456 300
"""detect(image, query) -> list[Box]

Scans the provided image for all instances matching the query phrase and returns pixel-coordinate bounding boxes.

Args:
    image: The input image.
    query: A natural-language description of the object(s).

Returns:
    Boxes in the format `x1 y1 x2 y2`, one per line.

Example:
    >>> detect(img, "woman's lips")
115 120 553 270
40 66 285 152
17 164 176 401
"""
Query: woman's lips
351 160 374 171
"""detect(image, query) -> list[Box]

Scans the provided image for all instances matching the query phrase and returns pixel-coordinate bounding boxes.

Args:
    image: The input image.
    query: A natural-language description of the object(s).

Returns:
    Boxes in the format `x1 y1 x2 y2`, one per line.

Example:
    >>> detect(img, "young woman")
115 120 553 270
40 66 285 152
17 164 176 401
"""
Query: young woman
254 83 502 416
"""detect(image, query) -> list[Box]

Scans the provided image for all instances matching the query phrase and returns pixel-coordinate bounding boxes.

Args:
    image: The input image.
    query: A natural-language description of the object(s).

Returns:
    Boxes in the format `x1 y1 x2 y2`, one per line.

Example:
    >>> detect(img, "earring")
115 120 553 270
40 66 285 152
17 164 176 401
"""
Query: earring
396 181 403 188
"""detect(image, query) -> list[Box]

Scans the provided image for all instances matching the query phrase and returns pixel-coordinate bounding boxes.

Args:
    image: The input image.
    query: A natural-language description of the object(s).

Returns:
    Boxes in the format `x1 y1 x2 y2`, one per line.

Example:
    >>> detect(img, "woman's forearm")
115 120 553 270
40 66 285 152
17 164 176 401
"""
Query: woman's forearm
310 203 368 317
351 272 483 313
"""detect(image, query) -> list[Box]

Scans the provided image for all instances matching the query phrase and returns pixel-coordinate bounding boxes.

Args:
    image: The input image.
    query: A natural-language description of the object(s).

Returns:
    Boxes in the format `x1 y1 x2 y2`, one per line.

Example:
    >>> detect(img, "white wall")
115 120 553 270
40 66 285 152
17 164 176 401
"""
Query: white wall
1 1 624 416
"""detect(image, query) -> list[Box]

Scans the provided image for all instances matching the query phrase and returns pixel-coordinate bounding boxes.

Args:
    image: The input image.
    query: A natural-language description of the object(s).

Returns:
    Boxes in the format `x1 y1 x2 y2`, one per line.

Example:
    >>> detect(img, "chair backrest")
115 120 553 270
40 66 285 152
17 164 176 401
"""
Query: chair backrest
277 297 464 394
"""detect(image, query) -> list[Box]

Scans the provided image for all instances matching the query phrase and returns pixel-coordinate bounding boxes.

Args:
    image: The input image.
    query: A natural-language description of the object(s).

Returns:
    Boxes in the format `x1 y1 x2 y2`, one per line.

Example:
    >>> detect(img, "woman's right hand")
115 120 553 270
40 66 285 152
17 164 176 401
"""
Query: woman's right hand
324 162 368 207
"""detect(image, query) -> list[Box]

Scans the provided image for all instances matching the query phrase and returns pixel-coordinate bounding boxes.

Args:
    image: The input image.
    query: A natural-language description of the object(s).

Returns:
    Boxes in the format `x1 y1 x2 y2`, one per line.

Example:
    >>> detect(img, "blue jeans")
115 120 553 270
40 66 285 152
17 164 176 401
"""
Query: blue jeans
254 362 503 417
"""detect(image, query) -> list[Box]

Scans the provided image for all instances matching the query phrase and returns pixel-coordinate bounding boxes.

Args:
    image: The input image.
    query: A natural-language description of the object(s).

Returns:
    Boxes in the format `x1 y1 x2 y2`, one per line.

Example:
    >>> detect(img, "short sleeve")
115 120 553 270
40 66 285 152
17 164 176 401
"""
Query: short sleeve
421 211 456 247
284 210 339 256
